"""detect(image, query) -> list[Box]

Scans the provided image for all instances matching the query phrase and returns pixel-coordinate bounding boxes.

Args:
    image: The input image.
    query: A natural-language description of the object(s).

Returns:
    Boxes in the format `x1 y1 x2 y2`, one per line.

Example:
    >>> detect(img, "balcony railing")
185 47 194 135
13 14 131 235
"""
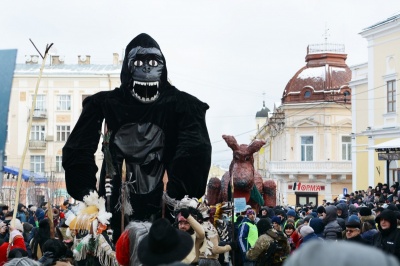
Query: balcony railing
31 109 47 119
28 140 47 149
268 161 352 175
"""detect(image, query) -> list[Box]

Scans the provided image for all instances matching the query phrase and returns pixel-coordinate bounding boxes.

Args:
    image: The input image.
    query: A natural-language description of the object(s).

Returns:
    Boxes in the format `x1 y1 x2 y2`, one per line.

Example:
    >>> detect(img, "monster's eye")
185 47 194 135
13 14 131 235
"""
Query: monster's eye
245 156 250 161
133 60 143 67
149 60 158 67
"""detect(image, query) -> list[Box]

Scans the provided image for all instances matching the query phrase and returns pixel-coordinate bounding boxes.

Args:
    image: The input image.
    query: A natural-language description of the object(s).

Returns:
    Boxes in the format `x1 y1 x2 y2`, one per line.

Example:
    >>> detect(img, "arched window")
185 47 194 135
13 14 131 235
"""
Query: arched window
304 91 311 98
343 91 350 97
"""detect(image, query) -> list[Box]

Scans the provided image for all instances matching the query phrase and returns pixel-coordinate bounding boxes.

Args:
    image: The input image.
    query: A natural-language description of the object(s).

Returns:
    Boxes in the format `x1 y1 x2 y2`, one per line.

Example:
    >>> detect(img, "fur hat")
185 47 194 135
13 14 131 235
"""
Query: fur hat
138 218 193 265
359 207 372 217
299 225 314 237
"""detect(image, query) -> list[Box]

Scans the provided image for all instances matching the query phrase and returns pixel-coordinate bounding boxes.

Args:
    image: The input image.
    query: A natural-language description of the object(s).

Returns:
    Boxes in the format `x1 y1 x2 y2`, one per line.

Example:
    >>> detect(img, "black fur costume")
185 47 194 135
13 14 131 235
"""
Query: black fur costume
62 33 212 242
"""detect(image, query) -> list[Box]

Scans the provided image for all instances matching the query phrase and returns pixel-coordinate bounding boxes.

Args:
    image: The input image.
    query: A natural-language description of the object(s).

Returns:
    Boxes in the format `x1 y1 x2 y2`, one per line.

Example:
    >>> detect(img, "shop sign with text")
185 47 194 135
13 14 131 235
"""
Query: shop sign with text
288 182 325 192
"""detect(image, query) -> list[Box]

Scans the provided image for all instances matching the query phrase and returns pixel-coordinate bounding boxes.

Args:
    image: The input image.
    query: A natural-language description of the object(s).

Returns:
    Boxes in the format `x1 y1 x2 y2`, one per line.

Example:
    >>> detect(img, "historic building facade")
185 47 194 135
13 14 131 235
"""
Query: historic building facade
254 44 353 206
2 54 121 207
349 14 400 191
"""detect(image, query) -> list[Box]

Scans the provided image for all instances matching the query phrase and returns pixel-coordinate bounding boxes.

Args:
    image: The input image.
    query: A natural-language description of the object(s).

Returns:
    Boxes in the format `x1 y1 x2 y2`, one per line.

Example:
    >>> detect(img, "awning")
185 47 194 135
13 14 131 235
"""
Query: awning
369 137 400 151
2 166 48 184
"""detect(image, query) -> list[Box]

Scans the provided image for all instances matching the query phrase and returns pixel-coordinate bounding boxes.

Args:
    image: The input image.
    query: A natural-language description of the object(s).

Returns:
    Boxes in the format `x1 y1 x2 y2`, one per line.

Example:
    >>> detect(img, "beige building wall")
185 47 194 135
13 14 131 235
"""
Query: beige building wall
350 14 400 191
254 101 352 206
3 56 122 206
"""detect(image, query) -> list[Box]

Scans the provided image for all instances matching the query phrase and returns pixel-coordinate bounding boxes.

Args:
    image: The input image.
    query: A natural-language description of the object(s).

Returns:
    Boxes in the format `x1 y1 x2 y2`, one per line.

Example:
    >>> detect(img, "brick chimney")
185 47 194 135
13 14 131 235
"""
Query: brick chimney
113 53 119 65
78 55 91 65
51 55 64 65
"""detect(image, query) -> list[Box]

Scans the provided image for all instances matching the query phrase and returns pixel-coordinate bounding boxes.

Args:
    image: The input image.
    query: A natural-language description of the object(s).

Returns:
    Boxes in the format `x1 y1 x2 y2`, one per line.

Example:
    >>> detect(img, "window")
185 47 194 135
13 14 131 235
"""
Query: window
55 156 64 173
30 155 45 174
387 80 396 112
301 136 313 161
57 95 71 111
296 192 318 206
56 125 71 141
342 136 351 160
31 125 46 141
33 95 46 110
304 91 311 98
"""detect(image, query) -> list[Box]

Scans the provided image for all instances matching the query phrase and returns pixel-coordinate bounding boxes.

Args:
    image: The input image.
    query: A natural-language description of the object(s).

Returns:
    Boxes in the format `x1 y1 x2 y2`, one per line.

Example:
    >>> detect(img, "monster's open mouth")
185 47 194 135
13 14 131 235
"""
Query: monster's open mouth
132 81 160 102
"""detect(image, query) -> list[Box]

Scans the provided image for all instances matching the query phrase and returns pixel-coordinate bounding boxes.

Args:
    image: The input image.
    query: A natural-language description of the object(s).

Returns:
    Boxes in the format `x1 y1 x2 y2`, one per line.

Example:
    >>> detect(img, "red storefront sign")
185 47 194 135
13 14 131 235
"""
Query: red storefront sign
288 182 325 192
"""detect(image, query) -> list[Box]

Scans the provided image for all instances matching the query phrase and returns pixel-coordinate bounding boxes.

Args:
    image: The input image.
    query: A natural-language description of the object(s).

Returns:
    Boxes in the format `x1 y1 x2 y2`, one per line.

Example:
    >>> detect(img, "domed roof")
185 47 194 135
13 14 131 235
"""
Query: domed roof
282 44 352 104
256 101 270 117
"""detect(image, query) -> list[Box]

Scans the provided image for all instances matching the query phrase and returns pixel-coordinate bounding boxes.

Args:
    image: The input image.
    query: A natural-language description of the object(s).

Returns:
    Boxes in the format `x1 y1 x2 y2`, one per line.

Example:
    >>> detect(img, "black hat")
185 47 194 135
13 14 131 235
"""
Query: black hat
386 204 398 211
138 218 193 265
359 207 372 216
316 206 326 214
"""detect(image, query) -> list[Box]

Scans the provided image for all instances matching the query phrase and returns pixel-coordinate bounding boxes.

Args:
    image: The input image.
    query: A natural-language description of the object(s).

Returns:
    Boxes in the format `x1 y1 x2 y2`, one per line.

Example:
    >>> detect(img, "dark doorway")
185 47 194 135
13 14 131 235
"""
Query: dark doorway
295 192 318 206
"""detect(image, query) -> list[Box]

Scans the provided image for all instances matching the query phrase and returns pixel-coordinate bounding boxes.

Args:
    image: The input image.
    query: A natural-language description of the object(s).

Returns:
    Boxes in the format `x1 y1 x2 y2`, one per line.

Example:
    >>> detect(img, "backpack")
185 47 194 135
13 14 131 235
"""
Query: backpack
257 230 289 266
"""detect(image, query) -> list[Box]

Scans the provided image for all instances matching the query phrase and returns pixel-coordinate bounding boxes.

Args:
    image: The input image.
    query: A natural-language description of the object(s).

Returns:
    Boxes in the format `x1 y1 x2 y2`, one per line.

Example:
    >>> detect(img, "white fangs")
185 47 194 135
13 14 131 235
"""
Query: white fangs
133 89 160 102
133 81 159 88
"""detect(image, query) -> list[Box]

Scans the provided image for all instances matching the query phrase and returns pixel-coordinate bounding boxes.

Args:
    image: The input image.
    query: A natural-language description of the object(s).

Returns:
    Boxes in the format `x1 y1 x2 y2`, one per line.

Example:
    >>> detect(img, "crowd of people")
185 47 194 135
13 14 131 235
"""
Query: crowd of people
1 181 400 266
232 181 400 265
0 200 75 266
111 182 400 265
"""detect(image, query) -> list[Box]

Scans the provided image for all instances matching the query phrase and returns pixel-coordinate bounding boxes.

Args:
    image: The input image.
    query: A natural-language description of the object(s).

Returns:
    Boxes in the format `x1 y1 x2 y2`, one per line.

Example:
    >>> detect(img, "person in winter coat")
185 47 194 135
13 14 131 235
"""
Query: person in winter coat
358 206 378 244
283 223 301 252
16 204 27 223
336 203 348 230
309 217 325 238
298 225 320 246
373 209 400 260
322 205 343 240
344 215 368 245
239 209 258 266
246 218 290 265
0 222 27 265
29 218 51 260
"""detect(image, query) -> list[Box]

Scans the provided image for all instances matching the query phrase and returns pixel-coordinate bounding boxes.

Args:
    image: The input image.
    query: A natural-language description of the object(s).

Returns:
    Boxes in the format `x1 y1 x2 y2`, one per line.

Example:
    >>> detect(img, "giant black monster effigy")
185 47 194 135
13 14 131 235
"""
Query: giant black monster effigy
62 33 212 252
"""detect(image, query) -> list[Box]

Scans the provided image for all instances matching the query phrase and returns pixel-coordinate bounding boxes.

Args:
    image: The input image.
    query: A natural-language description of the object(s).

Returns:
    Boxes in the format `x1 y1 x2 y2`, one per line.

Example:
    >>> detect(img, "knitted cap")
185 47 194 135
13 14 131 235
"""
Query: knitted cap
299 225 314 237
246 209 255 216
271 216 281 224
287 209 296 217
345 215 360 228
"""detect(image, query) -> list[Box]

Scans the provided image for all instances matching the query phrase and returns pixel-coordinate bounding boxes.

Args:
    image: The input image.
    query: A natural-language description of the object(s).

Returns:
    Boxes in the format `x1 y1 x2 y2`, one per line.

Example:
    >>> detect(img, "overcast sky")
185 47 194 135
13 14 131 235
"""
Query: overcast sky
1 1 400 168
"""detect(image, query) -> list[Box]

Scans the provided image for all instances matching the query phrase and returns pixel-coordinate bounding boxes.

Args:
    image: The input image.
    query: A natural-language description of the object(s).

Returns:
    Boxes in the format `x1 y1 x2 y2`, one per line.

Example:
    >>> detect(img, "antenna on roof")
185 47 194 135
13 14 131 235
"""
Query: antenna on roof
323 22 330 51
262 92 266 108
